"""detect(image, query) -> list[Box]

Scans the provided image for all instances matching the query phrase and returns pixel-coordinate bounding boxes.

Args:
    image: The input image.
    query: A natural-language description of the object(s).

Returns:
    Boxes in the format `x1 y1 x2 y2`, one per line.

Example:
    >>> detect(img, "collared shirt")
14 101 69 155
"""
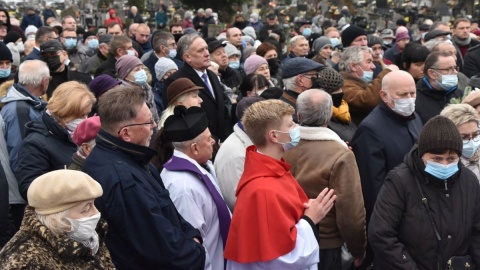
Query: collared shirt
194 68 215 98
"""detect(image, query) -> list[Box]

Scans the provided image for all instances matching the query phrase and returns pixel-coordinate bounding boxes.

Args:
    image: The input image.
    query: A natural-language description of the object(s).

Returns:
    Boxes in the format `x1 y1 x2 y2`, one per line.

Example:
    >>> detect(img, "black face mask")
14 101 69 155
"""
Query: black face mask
173 33 183 43
233 21 247 29
311 77 322 89
45 55 62 72
267 58 279 76
331 92 344 107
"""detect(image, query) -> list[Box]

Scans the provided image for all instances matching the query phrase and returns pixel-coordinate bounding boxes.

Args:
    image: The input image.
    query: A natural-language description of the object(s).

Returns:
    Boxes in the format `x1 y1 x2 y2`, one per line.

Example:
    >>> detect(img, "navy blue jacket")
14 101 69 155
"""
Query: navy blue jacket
351 101 423 220
23 48 41 62
82 130 206 269
17 113 77 200
20 14 42 30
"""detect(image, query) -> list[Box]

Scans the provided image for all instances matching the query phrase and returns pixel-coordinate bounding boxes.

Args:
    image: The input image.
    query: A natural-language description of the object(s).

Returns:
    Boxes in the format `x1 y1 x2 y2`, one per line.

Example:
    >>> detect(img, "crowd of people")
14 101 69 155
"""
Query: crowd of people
2 2 480 270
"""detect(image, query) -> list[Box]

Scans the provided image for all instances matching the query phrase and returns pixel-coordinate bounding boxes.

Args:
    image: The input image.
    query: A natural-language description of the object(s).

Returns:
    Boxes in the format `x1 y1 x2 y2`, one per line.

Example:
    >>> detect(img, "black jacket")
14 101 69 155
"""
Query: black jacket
328 116 357 143
82 130 206 269
47 65 92 99
351 101 423 219
17 113 77 200
369 146 480 269
415 77 464 124
218 66 243 89
164 63 230 141
463 44 480 78
94 55 117 78
258 24 286 43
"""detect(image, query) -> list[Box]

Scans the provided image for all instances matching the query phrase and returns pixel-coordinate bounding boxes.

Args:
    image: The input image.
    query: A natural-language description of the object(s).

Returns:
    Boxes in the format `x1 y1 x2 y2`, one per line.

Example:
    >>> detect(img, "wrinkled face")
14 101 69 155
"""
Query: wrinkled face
107 24 122 36
125 64 143 82
184 38 210 70
458 121 479 147
63 17 77 31
427 55 458 82
370 44 383 60
407 62 425 80
191 128 215 164
119 103 157 147
176 90 203 108
454 21 471 40
350 35 368 46
381 79 416 110
292 38 309 57
135 26 150 45
68 200 99 220
255 64 270 80
211 47 228 69
228 28 242 47
437 43 457 61
422 151 459 166
351 51 375 77
264 49 277 59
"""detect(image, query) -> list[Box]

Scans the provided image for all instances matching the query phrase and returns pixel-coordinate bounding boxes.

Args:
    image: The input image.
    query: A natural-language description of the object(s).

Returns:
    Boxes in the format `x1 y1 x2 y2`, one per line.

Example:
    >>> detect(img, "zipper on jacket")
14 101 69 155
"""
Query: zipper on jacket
444 180 449 197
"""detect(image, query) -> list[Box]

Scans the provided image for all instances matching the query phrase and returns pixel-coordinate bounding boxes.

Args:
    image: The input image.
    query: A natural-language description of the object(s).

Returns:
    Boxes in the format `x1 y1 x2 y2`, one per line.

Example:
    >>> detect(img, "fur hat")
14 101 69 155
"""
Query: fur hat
28 170 103 215
115 55 143 80
418 115 463 157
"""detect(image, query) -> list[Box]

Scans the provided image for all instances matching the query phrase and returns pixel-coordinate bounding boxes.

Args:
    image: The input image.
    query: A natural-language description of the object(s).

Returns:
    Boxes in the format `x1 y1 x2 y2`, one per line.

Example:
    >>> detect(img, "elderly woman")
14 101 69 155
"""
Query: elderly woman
116 55 159 122
0 170 114 268
369 115 480 269
151 78 203 171
244 55 277 87
17 81 95 201
441 104 480 179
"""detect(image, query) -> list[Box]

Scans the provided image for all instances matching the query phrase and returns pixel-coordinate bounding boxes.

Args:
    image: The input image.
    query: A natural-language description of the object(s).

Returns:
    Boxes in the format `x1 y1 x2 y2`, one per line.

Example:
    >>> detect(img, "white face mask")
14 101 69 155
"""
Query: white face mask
127 49 136 56
17 41 24 52
66 213 101 253
66 118 84 132
387 93 416 116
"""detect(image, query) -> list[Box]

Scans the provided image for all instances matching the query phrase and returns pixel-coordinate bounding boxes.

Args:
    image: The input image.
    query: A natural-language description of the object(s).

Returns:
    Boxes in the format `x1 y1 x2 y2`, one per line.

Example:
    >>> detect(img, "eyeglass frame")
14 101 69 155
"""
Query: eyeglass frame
117 117 156 134
461 130 480 144
431 66 459 74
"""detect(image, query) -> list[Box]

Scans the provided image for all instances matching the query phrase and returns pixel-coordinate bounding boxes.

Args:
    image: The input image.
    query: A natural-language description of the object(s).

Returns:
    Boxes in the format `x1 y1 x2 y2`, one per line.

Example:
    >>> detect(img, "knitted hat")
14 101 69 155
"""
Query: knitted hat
166 78 203 105
236 96 264 120
164 106 208 142
6 43 20 67
224 43 240 58
72 116 101 146
25 25 38 36
242 46 256 62
88 74 121 98
396 31 410 42
250 13 259 22
418 115 463 157
313 36 332 53
367 35 382 47
4 31 21 45
0 42 13 62
242 26 257 40
317 67 344 94
155 57 178 82
341 25 367 47
242 35 255 46
115 55 143 80
244 55 268 75
83 31 96 42
28 170 103 215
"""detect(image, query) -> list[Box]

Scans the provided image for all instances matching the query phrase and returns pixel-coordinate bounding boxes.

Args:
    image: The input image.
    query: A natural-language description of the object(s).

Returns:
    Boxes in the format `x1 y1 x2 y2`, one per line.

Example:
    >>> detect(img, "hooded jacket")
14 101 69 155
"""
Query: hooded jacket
369 146 480 269
17 112 77 200
1 83 46 203
0 8 26 41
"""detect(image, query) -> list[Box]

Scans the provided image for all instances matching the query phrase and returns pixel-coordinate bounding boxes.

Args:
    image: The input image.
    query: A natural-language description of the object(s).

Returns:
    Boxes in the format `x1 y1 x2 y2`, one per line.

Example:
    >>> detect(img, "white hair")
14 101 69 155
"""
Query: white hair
338 46 370 72
297 89 332 127
19 60 50 86
36 209 71 236
283 76 298 90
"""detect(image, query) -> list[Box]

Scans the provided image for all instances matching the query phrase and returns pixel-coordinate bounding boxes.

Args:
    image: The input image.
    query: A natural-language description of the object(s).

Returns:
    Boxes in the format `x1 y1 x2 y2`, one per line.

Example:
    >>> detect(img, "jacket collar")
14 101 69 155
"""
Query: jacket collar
298 125 348 148
378 100 416 122
96 129 157 166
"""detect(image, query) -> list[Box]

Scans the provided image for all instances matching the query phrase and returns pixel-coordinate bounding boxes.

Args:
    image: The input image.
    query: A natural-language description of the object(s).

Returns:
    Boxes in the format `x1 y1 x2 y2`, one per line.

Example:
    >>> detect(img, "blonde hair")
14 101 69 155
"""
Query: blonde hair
242 100 295 147
36 208 71 236
441 104 480 126
47 81 96 123
158 93 190 128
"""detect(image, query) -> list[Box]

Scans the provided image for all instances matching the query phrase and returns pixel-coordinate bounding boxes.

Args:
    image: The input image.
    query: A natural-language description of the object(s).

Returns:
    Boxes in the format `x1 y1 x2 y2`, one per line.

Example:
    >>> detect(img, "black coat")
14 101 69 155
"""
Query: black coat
463 44 480 78
218 66 243 89
94 55 117 78
164 63 230 141
328 116 357 143
369 146 480 269
415 78 464 124
351 101 423 219
82 130 206 269
17 113 77 200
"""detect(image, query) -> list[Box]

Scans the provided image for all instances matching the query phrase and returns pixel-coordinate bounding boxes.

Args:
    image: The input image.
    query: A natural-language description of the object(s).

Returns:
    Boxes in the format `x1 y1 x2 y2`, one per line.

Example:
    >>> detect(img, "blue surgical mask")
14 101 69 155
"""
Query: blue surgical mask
424 160 459 180
435 72 458 91
358 65 374 83
168 49 177 58
229 61 240 70
302 28 312 37
0 67 11 78
275 126 301 151
134 69 147 85
88 39 99 49
64 38 77 50
463 140 480 159
330 38 340 48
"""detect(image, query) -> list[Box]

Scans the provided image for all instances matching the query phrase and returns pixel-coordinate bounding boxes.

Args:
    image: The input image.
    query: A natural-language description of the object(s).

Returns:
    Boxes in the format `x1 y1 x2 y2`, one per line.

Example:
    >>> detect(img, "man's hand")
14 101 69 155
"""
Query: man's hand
304 188 336 224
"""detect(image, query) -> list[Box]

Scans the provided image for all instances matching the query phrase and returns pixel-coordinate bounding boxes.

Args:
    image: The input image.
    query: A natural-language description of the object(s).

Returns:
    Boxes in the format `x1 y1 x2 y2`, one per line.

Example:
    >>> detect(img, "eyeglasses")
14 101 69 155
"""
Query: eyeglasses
462 131 480 144
432 66 459 74
117 117 155 134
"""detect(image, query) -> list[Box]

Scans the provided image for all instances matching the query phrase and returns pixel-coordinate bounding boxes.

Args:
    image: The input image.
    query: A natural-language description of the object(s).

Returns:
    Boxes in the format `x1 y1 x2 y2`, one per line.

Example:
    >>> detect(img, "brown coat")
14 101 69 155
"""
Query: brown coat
341 69 390 125
0 206 115 269
283 126 366 258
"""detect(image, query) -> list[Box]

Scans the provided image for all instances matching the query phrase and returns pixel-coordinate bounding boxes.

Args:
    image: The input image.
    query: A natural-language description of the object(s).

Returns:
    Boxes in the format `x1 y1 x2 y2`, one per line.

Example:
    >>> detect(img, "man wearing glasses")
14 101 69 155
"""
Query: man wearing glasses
23 26 58 62
416 51 463 124
82 86 206 269
279 57 324 122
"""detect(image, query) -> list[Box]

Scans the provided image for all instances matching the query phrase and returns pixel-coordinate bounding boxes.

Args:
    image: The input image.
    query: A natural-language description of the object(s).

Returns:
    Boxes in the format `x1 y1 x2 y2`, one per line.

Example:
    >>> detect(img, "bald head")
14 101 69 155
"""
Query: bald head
382 70 415 94
380 70 417 114
297 89 333 127
129 23 139 37
205 8 213 17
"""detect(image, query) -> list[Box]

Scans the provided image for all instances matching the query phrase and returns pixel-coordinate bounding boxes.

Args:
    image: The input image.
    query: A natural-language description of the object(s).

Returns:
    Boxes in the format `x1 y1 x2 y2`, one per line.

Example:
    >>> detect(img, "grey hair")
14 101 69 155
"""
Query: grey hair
338 46 370 72
297 89 333 127
36 209 71 236
441 104 480 126
289 35 306 48
423 39 442 51
18 60 50 86
431 40 454 52
172 133 202 150
152 31 174 53
184 11 192 19
283 76 297 90
177 33 201 61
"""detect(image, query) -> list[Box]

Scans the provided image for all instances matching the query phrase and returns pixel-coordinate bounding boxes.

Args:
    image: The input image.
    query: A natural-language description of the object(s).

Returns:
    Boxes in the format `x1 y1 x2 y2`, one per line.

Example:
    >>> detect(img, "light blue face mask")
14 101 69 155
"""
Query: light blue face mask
229 61 240 70
434 71 458 91
463 140 480 159
330 38 340 48
358 65 373 83
275 126 301 151
134 69 147 85
0 67 11 78
64 38 77 50
424 160 459 180
88 39 99 49
168 49 177 58
302 28 312 37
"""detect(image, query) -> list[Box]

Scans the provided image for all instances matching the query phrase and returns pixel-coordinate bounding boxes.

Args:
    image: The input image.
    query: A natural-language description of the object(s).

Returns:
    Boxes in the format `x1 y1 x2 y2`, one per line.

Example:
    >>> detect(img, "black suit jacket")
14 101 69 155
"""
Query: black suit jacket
164 63 229 141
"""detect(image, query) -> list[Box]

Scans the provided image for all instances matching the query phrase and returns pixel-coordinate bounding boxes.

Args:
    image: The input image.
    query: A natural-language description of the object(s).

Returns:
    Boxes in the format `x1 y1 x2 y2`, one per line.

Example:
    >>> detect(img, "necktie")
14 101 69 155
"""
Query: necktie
201 73 215 99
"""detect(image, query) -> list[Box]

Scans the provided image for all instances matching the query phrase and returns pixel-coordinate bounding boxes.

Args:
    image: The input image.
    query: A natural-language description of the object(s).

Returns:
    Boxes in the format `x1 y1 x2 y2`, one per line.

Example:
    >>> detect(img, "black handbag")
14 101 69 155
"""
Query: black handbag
414 177 474 270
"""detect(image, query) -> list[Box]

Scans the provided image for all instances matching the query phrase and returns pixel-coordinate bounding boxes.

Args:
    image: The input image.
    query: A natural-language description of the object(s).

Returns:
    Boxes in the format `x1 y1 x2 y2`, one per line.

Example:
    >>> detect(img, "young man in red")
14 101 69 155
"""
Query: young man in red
224 99 336 269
